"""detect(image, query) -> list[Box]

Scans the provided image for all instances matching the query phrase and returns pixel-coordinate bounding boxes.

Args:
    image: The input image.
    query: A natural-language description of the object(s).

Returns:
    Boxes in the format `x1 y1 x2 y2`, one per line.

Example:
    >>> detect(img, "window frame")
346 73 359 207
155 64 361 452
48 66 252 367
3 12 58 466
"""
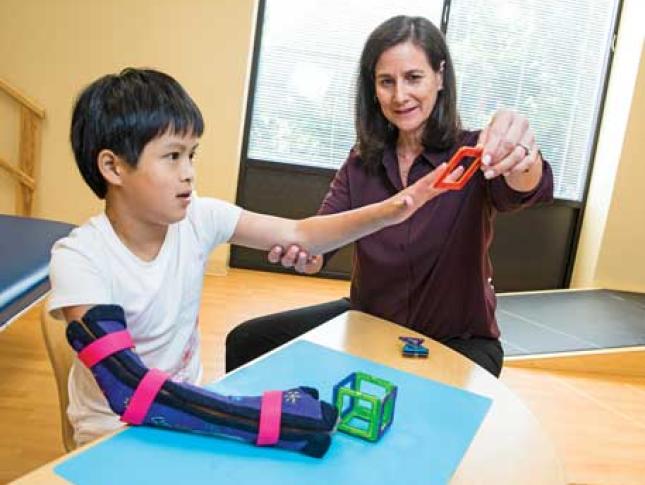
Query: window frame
232 0 623 288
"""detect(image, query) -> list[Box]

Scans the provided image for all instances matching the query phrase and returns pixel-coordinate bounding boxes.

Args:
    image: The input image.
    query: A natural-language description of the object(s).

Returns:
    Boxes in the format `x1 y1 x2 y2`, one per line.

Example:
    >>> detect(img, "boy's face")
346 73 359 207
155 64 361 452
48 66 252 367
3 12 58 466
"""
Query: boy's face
116 131 198 226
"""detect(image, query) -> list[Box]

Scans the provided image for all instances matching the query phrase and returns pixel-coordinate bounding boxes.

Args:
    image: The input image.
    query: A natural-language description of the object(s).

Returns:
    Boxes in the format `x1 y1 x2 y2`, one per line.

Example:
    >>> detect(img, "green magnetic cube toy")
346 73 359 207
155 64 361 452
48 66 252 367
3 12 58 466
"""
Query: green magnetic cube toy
332 371 397 442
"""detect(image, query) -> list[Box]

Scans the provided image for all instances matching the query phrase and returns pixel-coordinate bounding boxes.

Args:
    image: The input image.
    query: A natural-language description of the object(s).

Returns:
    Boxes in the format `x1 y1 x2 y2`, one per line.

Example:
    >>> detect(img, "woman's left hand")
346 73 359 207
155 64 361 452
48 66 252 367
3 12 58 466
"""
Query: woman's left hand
477 110 543 191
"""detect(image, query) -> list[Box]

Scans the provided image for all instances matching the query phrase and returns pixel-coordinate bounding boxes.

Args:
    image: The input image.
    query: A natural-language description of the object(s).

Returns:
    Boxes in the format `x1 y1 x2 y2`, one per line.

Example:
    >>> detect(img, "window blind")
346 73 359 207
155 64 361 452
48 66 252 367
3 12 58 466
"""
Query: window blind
247 0 618 201
448 0 617 201
247 0 443 169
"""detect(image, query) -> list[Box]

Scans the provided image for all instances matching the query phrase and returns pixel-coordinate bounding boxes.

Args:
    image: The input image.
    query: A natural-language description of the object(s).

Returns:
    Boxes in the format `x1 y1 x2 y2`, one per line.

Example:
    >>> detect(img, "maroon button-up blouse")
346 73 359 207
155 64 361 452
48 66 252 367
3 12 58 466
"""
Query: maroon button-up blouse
319 130 554 340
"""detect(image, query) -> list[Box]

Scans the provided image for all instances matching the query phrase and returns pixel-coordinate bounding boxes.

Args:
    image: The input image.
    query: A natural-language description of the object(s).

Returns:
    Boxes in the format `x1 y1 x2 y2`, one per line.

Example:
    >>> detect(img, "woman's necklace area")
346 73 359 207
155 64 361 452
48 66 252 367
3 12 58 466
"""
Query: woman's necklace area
397 146 422 187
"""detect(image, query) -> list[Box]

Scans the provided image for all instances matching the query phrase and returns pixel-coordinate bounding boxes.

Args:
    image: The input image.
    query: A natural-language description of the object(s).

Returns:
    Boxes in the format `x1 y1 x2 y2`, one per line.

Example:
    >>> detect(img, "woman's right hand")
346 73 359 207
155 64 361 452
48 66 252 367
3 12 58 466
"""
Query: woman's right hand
267 244 324 274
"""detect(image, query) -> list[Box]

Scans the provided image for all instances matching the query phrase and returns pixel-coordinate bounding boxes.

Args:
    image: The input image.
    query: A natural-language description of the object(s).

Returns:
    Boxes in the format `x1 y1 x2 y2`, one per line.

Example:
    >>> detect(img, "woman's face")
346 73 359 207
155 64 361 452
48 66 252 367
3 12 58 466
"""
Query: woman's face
374 41 443 141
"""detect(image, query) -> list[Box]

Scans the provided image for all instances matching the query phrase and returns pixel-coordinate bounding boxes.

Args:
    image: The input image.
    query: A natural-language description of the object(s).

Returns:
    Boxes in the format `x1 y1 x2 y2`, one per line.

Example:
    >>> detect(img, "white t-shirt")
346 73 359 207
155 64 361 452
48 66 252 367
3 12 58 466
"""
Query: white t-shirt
48 196 241 445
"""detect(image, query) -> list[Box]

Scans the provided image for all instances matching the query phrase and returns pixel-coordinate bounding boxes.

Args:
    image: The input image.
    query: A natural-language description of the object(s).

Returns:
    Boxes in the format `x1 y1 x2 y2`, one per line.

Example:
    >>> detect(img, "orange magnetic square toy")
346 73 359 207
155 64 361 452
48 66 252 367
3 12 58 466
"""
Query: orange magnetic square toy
434 146 483 190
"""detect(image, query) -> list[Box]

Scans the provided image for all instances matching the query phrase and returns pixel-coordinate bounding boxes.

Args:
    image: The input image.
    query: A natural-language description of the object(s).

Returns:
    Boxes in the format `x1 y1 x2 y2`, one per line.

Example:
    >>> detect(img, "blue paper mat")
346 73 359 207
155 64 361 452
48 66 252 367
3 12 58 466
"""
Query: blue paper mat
55 340 491 484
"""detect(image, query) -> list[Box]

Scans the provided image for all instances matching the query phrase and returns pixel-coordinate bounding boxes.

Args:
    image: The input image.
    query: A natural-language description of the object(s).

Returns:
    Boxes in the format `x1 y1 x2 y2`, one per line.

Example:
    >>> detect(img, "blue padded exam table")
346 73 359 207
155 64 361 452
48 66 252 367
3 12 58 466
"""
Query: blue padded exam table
0 214 74 330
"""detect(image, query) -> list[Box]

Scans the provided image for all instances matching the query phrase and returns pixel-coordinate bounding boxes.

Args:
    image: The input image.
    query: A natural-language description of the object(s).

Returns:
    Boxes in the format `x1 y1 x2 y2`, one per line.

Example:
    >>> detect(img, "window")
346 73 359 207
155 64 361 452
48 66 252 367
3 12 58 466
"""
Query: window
448 0 618 201
246 0 618 201
233 0 622 287
247 0 443 169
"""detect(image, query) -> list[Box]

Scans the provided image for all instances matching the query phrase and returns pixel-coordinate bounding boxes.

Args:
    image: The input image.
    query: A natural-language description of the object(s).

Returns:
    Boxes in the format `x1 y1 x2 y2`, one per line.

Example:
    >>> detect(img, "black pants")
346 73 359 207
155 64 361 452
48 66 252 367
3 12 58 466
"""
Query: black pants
225 298 504 377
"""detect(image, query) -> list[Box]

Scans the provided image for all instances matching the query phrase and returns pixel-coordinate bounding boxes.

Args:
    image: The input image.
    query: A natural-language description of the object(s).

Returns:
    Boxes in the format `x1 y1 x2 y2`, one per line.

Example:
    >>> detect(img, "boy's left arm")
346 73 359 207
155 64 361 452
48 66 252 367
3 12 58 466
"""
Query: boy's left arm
229 162 462 255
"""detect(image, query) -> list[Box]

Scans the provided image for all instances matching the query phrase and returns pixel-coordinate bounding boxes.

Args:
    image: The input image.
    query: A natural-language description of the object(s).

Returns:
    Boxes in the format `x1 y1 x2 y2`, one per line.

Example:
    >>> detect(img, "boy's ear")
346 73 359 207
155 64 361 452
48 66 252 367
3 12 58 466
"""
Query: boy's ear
97 149 125 186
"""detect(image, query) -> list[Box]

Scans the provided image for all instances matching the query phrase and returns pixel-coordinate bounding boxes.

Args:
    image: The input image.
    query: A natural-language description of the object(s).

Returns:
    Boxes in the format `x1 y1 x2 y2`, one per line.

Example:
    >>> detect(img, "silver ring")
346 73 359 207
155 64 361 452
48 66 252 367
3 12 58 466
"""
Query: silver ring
517 143 530 158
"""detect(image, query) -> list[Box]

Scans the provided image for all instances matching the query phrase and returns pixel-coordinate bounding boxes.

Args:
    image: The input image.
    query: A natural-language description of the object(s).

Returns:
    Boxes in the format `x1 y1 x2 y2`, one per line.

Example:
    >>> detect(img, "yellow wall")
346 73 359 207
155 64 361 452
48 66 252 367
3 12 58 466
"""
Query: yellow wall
592 45 645 291
0 95 20 210
0 0 256 273
571 0 645 292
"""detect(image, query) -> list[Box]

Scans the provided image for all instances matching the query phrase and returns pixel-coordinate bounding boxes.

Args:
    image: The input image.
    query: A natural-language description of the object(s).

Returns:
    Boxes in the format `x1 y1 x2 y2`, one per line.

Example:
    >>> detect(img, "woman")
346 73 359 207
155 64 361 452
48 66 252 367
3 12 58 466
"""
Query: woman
226 15 553 377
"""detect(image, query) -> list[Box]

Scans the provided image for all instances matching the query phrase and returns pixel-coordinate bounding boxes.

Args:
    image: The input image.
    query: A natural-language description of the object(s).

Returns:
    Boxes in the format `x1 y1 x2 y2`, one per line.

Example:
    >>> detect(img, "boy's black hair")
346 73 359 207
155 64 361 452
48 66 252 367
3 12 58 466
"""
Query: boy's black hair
70 68 204 198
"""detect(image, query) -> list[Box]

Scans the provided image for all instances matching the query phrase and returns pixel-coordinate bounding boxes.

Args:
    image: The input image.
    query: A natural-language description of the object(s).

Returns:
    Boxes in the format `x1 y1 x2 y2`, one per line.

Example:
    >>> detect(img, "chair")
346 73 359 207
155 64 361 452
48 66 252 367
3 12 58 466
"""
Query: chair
40 301 76 452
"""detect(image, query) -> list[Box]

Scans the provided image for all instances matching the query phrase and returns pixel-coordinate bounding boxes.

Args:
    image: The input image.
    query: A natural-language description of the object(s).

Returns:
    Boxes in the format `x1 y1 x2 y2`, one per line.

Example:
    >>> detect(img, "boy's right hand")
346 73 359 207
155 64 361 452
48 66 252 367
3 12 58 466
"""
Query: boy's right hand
268 245 323 274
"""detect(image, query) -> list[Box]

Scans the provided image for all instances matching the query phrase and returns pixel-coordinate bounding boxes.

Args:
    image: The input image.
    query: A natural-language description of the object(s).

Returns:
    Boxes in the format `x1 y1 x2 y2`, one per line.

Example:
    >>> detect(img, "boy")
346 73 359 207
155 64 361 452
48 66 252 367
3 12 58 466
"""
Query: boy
49 68 460 448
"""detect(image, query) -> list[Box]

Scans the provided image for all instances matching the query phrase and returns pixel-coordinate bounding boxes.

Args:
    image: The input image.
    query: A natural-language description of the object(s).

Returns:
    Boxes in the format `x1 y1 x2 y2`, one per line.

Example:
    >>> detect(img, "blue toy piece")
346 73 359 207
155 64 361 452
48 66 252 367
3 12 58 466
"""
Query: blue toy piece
399 336 429 358
332 371 397 442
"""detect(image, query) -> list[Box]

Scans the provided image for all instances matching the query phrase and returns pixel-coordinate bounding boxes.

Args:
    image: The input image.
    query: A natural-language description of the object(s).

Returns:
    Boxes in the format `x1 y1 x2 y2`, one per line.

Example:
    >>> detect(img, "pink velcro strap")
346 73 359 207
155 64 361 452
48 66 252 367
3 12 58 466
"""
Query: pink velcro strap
78 330 134 368
121 369 169 425
256 390 283 446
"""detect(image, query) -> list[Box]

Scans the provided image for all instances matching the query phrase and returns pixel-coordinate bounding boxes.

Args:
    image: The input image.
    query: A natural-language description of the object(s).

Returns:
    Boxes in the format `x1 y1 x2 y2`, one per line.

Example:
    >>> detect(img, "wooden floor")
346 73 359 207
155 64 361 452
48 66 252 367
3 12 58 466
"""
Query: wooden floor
1 268 644 484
